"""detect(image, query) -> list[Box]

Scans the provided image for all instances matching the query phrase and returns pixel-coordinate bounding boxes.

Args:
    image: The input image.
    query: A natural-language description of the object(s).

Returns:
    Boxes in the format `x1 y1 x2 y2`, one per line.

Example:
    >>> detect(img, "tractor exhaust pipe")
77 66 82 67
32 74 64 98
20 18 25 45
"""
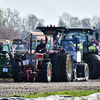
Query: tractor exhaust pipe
30 33 32 53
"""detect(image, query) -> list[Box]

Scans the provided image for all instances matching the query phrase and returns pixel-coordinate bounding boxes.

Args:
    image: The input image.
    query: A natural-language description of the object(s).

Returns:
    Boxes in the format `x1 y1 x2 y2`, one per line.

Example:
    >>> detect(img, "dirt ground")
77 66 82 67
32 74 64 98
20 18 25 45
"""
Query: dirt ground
0 79 100 96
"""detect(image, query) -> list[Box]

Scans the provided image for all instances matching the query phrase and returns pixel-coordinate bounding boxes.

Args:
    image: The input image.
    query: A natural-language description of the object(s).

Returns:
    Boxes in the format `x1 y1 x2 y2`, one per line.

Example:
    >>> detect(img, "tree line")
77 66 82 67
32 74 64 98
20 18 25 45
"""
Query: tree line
0 8 100 39
58 13 100 28
0 8 44 39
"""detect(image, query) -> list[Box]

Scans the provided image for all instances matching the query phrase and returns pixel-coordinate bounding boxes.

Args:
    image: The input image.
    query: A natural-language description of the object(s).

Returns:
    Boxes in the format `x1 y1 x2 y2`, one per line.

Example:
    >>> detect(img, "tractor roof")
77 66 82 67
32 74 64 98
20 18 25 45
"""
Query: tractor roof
65 27 93 35
65 27 93 31
36 25 66 36
13 39 22 42
13 39 26 44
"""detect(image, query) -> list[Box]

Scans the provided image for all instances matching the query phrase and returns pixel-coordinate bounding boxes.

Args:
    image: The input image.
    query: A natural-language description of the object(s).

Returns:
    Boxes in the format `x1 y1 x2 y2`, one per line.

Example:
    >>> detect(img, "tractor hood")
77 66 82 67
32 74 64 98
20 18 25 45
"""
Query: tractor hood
0 53 6 65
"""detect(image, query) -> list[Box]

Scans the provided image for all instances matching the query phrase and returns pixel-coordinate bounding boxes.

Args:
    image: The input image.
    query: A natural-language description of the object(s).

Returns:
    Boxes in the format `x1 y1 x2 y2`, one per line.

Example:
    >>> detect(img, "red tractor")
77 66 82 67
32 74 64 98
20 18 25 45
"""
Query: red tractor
12 26 66 82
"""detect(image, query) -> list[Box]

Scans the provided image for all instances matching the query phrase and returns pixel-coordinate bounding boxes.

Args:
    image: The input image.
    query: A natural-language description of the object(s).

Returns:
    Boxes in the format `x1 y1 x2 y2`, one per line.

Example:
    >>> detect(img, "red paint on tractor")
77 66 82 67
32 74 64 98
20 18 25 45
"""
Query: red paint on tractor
36 53 44 58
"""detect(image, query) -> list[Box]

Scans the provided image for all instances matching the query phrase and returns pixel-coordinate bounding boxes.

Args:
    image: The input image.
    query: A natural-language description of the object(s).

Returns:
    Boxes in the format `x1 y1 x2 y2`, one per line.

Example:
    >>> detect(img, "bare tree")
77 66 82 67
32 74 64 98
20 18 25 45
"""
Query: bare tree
70 17 81 27
58 13 81 27
0 25 20 39
58 17 66 27
58 13 72 27
81 18 91 27
20 13 44 38
0 9 3 26
1 8 45 39
37 19 44 27
91 15 100 28
2 8 21 30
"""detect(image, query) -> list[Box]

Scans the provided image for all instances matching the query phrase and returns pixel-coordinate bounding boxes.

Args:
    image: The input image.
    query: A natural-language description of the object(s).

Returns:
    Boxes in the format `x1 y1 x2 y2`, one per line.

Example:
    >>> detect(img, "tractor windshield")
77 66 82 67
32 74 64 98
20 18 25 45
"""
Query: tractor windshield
32 40 40 50
61 40 78 62
13 43 27 53
61 40 77 52
2 44 10 53
65 30 89 53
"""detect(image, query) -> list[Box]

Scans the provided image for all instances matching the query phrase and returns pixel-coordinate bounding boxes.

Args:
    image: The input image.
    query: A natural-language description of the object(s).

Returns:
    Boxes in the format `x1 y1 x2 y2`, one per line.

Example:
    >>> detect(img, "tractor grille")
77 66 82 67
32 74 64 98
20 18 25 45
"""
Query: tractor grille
26 53 36 65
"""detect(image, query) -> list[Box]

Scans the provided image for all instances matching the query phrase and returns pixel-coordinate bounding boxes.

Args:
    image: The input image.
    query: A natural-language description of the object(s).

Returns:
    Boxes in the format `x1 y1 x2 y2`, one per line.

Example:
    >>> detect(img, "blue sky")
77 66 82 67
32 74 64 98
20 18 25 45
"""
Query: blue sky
0 0 100 26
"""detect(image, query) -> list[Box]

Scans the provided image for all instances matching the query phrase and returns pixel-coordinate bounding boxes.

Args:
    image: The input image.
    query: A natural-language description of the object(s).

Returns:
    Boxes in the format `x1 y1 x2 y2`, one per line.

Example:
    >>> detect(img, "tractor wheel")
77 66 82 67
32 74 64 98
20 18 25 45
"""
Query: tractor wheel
50 54 58 82
77 63 89 81
51 54 61 82
72 67 77 81
12 60 19 82
41 61 52 82
36 61 52 82
84 54 100 79
9 52 14 66
58 53 73 82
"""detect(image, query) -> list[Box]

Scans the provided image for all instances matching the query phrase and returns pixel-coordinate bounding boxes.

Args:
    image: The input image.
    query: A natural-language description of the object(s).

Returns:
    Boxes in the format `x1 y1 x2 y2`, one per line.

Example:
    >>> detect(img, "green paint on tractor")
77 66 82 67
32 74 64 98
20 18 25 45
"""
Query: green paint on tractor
0 54 6 65
0 53 12 78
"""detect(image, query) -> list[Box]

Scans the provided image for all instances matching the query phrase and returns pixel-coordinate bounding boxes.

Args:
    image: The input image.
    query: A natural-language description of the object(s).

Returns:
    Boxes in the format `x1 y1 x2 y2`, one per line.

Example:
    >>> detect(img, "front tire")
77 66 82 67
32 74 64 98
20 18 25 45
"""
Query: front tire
42 61 52 82
77 63 89 81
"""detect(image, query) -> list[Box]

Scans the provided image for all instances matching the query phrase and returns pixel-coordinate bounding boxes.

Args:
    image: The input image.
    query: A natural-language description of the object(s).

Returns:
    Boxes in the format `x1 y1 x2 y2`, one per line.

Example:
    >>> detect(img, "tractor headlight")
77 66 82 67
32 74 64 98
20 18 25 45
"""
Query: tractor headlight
6 57 10 66
6 61 10 65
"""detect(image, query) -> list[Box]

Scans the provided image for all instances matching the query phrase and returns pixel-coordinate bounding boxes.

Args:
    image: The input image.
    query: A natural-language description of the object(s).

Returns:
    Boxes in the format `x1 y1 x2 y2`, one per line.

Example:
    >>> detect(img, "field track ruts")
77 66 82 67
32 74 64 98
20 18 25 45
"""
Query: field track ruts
0 79 100 96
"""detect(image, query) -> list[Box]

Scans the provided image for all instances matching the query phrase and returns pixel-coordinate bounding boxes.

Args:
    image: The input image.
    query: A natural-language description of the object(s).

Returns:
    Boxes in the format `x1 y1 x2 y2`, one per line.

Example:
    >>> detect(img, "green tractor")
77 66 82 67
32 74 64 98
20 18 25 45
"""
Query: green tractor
12 39 28 60
0 40 14 78
64 28 100 79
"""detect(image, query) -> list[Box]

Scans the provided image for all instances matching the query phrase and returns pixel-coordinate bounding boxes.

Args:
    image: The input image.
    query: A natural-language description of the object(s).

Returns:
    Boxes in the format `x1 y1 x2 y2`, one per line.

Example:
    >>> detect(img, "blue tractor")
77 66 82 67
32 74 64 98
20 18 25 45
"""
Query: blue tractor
63 28 100 79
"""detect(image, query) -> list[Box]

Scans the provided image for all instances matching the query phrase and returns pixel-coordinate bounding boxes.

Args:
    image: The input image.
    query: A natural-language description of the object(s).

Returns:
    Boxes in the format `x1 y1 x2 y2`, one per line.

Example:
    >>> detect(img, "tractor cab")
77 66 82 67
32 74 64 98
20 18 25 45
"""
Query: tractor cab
0 40 13 54
12 39 28 53
63 28 96 55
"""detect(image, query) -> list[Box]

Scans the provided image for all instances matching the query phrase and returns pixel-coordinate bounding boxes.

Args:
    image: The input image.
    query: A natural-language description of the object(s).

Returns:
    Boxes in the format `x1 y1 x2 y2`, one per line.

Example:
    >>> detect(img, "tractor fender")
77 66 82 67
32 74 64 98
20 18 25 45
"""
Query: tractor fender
83 52 97 60
15 58 23 67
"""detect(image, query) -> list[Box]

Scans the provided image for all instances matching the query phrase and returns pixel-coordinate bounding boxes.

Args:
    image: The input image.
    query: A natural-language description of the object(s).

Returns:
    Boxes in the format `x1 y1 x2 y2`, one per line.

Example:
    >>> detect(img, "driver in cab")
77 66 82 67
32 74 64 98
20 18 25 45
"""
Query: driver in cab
66 42 75 51
35 39 47 53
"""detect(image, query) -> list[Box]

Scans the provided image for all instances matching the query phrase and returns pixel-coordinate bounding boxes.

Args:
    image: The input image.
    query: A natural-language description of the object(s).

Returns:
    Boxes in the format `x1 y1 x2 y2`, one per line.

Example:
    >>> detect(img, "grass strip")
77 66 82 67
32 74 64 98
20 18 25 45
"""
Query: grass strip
8 89 100 98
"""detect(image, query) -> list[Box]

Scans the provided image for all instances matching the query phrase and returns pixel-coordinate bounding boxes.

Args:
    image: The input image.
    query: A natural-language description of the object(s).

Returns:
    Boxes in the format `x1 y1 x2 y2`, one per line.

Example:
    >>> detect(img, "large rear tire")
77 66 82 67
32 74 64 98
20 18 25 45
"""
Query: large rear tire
84 54 100 79
50 54 59 82
12 60 19 82
58 53 73 82
50 54 57 82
